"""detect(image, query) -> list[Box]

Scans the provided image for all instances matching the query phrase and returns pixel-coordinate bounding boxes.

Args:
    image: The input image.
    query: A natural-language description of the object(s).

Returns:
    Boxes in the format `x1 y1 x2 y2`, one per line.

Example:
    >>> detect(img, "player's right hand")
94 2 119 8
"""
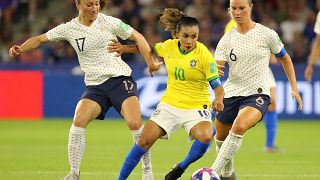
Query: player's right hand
212 99 224 112
9 45 21 59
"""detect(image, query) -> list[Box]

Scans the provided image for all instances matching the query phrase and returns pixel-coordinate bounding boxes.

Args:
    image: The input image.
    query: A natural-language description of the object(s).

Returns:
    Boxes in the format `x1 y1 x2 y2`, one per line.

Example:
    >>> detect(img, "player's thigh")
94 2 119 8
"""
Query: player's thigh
106 76 141 129
149 103 181 139
231 106 262 135
121 96 142 130
215 97 241 140
73 99 102 127
181 108 212 142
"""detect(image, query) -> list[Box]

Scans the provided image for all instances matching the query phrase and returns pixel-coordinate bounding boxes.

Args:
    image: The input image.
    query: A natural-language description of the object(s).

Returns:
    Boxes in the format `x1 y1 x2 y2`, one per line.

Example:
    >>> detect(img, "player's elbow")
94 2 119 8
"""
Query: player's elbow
131 30 144 43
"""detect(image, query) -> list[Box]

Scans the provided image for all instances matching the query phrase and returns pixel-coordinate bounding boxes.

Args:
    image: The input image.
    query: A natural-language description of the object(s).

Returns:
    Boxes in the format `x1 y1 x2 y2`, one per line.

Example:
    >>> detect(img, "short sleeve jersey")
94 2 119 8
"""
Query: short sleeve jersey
154 39 219 109
46 13 133 86
315 11 320 34
214 23 284 97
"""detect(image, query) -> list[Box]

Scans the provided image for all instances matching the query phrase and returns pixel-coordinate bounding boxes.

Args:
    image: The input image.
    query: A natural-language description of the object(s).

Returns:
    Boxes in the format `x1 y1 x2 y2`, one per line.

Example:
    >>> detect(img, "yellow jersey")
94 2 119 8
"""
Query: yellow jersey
154 39 219 109
224 19 236 33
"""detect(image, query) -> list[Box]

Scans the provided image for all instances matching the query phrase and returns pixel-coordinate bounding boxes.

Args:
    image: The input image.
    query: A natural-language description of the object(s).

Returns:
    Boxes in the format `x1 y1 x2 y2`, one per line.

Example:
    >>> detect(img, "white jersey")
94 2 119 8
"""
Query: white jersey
214 23 284 97
315 11 320 34
46 13 133 86
268 67 276 88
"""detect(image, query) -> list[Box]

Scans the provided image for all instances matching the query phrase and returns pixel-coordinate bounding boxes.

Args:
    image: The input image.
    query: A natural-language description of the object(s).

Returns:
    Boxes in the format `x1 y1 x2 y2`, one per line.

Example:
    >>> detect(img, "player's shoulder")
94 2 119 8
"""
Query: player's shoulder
196 41 210 53
98 13 114 20
97 13 122 24
256 23 276 34
254 23 278 40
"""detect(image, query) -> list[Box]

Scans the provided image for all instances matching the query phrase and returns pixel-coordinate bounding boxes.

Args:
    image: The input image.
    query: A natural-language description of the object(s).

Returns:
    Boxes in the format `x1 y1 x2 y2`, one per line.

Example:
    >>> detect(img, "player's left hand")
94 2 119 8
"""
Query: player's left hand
291 89 303 110
107 39 123 57
212 99 224 112
217 64 225 77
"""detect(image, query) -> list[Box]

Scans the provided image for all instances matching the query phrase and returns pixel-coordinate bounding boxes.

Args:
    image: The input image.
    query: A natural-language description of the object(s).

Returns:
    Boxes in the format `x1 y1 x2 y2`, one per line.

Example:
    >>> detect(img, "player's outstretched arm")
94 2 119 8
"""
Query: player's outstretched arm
278 53 303 110
305 34 320 81
9 34 49 59
128 29 162 74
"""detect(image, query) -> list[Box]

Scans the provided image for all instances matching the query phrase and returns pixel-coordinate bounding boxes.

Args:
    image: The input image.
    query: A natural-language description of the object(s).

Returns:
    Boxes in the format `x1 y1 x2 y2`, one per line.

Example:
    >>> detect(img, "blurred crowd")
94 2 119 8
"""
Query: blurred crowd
0 0 319 65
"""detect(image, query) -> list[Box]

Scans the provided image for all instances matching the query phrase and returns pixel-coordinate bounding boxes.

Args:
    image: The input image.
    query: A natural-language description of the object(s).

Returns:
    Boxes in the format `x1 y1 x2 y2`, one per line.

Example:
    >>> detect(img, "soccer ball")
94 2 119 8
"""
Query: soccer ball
190 168 220 180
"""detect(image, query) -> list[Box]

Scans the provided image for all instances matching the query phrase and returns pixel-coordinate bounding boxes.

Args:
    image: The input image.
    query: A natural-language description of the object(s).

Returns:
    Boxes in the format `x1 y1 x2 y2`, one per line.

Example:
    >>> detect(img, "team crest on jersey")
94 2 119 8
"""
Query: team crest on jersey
190 59 197 67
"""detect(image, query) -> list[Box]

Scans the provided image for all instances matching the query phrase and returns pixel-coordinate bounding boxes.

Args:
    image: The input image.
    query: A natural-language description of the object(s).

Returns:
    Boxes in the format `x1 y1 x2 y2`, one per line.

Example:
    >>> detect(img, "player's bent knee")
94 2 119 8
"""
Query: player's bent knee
196 132 213 144
127 120 142 130
231 124 247 135
137 137 153 150
72 117 90 128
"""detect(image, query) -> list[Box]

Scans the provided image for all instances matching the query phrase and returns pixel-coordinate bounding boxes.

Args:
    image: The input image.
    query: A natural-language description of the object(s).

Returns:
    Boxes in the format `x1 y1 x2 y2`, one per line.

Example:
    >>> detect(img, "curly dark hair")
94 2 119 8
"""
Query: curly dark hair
159 8 199 38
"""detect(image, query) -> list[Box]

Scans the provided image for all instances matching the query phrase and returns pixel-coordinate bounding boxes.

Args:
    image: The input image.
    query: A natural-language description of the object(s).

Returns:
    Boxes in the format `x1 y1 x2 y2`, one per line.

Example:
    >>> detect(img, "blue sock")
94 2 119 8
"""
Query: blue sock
179 140 210 170
264 111 278 148
118 144 147 180
207 127 216 151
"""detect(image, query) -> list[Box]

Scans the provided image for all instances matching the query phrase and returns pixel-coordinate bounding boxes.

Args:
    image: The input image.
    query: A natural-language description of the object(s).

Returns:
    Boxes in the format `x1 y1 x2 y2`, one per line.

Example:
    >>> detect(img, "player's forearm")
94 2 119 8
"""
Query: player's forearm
213 86 224 102
20 34 49 53
133 32 154 66
280 54 299 91
308 35 320 66
123 45 139 54
136 41 153 66
19 36 42 53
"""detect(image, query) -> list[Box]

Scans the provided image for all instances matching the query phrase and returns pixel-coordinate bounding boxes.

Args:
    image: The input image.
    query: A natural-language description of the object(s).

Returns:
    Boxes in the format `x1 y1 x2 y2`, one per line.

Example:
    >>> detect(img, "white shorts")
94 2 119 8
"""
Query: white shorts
268 67 276 88
150 103 212 140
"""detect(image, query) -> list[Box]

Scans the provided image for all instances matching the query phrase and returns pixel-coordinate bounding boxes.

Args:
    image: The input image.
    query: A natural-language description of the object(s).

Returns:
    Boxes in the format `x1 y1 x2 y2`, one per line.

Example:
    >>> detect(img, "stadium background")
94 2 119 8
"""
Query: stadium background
1 1 320 180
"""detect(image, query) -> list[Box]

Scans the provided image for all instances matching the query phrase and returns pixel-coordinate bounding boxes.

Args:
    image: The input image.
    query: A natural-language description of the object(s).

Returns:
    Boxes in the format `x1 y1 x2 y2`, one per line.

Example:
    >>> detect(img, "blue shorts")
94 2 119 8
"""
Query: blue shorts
216 94 270 124
81 76 137 120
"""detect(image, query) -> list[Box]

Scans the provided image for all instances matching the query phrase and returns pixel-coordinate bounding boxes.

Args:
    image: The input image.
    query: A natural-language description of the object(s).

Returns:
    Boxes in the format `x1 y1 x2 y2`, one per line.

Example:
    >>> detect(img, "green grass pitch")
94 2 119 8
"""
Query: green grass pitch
0 119 319 180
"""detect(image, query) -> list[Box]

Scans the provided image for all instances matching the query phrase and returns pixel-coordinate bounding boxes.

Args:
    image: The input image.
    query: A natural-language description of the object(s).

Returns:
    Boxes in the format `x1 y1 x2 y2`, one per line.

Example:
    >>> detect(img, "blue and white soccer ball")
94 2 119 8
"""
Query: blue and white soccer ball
190 168 220 180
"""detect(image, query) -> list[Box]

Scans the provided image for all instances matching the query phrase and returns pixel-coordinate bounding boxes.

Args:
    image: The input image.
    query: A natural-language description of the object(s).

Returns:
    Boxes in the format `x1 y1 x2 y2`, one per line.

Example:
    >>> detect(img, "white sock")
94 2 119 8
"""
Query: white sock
215 137 235 177
131 125 144 143
131 125 153 173
68 124 85 176
211 131 243 173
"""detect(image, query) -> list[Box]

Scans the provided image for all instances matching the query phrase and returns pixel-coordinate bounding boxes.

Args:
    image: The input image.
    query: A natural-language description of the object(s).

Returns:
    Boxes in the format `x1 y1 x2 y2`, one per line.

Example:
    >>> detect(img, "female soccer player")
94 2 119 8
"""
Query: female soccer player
110 8 225 180
210 0 303 179
225 19 280 154
8 0 161 180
